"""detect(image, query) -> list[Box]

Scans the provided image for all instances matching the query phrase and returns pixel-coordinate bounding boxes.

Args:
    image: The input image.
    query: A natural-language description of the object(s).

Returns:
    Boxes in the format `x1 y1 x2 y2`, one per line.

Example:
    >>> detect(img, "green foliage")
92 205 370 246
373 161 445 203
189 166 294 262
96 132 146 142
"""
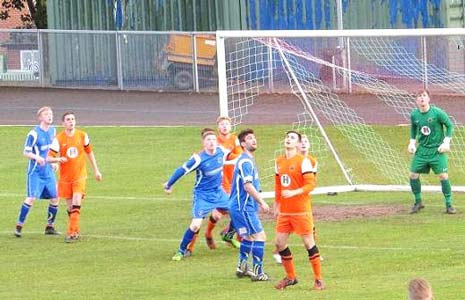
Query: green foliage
1 126 464 299
0 0 47 28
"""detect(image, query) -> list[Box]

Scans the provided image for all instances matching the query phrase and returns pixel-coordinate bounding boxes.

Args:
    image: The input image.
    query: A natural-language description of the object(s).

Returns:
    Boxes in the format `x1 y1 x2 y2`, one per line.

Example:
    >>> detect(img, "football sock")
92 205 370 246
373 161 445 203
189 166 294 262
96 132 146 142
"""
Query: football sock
205 215 217 238
441 179 452 207
279 247 296 280
308 245 322 280
187 229 200 252
410 178 422 203
17 202 32 225
179 228 196 254
251 241 265 275
47 204 59 225
68 205 81 234
238 239 253 267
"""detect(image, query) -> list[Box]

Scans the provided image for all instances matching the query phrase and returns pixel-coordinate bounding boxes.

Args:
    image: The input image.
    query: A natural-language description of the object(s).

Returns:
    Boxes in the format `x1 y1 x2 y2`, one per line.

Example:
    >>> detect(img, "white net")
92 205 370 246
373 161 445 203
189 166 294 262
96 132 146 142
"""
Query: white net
351 36 465 94
221 33 465 192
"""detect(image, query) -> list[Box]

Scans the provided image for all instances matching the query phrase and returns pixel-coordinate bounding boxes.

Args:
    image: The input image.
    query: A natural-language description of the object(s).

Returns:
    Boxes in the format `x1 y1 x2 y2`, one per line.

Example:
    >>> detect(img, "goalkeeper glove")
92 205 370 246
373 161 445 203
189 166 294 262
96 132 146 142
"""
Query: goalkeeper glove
408 139 417 154
438 137 451 153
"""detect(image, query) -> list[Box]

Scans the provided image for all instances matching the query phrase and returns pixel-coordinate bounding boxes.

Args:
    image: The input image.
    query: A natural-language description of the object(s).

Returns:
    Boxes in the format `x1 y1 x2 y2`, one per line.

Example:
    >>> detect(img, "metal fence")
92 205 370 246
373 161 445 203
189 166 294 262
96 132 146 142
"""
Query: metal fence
2 29 465 96
0 29 217 92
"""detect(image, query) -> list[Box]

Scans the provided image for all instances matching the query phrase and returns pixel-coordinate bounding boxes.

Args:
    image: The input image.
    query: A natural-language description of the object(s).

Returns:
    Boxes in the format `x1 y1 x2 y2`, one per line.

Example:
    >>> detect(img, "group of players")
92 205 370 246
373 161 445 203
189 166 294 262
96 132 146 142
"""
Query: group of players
13 88 455 292
14 106 102 243
163 88 457 291
164 116 325 290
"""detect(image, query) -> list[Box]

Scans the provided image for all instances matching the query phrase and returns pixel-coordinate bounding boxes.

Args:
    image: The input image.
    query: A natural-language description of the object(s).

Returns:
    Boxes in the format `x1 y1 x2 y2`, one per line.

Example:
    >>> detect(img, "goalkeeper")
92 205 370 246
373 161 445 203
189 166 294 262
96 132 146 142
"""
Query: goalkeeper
408 90 455 214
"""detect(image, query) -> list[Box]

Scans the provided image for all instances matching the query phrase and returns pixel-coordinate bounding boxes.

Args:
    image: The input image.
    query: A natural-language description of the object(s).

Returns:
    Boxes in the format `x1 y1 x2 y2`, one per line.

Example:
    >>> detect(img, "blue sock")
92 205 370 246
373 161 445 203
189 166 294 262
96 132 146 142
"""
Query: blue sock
238 239 253 267
252 241 265 275
178 228 196 254
17 203 32 225
47 204 59 225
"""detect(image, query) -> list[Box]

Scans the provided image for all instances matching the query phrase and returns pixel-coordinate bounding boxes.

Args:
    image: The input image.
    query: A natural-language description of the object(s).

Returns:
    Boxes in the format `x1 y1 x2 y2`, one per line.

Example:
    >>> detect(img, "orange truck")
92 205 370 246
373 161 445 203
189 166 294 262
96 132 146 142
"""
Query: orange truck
159 34 216 89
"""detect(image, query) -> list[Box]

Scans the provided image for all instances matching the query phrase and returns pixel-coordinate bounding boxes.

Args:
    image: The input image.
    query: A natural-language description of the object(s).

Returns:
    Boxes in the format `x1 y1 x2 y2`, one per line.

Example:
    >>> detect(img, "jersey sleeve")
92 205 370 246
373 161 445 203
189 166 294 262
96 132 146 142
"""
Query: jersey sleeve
226 145 242 161
48 137 60 158
83 132 93 154
23 130 37 154
274 160 281 203
410 112 417 140
165 153 201 188
301 157 316 194
438 108 454 138
238 158 254 184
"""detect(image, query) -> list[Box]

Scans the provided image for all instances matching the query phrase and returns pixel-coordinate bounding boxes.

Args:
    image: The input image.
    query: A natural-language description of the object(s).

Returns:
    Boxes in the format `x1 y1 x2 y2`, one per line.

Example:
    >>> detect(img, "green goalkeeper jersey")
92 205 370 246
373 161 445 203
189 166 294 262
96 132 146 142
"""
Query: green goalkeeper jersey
410 105 453 152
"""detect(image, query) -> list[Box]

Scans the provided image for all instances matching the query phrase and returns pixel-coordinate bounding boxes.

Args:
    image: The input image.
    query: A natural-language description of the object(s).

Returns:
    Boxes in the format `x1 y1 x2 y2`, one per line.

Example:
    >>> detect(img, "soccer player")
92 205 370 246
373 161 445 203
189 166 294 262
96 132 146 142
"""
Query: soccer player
165 128 229 261
408 90 455 214
272 134 318 264
274 131 324 290
186 116 240 254
216 116 242 248
408 278 433 300
14 106 63 238
229 129 270 281
47 112 103 243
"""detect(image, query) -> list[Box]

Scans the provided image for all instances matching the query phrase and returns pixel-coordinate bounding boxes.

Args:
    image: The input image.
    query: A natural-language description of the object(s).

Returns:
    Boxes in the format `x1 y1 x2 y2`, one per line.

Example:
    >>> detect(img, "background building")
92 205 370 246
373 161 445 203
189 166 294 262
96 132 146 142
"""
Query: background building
47 0 465 31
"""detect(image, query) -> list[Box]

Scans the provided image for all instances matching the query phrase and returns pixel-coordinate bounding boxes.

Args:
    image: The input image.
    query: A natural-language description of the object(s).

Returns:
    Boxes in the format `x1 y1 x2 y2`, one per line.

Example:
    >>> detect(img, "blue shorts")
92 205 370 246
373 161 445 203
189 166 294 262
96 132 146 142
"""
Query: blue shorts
192 188 229 219
26 174 57 199
230 209 264 237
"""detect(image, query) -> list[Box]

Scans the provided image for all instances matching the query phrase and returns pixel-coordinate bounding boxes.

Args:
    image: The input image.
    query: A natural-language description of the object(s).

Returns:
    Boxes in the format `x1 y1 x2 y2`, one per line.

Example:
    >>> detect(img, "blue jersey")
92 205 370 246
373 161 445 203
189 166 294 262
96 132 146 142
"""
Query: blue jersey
166 147 225 193
24 125 56 178
229 152 261 212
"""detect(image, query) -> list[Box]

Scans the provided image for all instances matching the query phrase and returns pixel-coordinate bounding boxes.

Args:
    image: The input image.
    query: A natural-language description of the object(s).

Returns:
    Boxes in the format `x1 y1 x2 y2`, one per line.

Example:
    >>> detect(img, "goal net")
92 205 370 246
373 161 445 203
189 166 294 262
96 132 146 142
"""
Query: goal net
216 29 465 196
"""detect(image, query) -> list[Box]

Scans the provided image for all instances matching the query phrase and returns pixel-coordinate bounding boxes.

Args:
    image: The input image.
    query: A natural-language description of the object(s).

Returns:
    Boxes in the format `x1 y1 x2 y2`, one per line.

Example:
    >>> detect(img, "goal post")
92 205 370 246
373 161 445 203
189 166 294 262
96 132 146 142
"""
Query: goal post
216 29 465 197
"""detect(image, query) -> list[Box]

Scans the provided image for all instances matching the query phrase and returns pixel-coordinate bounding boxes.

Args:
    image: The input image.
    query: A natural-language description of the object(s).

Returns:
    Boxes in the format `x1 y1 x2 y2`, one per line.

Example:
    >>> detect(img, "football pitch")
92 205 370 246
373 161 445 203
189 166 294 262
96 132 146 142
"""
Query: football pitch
1 125 464 300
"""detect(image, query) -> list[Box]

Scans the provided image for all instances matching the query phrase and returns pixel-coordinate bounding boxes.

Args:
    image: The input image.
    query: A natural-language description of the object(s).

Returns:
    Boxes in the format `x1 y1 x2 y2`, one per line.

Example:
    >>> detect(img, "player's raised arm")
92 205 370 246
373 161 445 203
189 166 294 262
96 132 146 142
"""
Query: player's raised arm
163 153 200 194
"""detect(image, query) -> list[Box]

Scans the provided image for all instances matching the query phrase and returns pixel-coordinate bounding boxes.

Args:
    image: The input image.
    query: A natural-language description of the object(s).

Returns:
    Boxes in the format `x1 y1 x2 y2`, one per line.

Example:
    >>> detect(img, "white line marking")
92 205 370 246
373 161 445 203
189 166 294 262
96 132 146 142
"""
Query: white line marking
1 231 459 252
0 192 189 202
1 192 459 207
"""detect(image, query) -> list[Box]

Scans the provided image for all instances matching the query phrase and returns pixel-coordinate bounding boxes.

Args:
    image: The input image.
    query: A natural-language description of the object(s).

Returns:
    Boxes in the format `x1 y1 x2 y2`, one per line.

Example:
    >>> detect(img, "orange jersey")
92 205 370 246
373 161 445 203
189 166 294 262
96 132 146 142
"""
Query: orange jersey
218 133 241 194
275 153 317 214
48 129 93 183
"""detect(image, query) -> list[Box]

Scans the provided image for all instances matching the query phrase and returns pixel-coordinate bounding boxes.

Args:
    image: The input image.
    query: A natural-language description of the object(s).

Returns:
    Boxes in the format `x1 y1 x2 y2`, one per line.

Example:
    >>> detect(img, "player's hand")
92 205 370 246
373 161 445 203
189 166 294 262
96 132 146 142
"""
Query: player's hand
95 171 103 181
36 156 45 166
163 182 172 195
51 163 59 172
438 137 451 153
408 139 416 154
260 201 270 213
59 157 68 163
281 189 297 198
273 203 280 218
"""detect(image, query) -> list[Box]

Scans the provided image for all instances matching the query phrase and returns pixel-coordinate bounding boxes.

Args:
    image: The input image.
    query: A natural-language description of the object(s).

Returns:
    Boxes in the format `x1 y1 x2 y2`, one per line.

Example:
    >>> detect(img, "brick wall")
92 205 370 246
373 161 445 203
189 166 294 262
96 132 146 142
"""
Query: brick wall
0 2 32 71
0 4 28 29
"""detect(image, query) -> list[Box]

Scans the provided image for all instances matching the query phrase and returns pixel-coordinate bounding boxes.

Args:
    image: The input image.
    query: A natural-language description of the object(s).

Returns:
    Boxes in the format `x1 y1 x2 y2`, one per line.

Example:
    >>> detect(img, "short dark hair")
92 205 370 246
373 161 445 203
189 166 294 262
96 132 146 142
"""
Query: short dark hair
238 128 254 143
416 89 430 97
201 128 216 139
286 130 302 142
62 111 75 121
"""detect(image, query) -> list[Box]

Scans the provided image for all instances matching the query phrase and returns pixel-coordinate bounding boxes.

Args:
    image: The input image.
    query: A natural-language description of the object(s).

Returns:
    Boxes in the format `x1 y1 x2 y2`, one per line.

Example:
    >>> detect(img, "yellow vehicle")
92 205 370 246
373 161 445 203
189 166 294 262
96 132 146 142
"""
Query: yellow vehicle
159 34 216 89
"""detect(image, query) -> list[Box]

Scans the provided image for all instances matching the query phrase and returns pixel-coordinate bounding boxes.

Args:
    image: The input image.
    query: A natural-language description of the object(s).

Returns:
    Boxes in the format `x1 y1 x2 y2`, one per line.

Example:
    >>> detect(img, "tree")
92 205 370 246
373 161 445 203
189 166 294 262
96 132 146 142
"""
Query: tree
0 0 47 29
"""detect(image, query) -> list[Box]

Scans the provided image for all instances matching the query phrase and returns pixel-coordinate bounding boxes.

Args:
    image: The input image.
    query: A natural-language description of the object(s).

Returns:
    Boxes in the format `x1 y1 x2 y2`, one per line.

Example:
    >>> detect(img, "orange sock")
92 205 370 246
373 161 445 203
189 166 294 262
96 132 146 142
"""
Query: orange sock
68 206 81 235
279 247 296 279
308 246 322 280
187 230 199 252
205 215 217 238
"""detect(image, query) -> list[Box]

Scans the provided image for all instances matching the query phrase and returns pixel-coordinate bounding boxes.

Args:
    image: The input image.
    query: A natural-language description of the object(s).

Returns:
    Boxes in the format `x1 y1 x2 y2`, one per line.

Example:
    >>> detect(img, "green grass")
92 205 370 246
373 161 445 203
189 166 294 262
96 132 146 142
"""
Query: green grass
1 125 464 300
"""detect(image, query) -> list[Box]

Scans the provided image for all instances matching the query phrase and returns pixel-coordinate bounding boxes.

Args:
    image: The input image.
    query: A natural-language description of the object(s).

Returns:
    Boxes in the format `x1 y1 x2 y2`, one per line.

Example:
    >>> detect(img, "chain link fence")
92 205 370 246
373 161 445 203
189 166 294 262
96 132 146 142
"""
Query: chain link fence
0 29 217 92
